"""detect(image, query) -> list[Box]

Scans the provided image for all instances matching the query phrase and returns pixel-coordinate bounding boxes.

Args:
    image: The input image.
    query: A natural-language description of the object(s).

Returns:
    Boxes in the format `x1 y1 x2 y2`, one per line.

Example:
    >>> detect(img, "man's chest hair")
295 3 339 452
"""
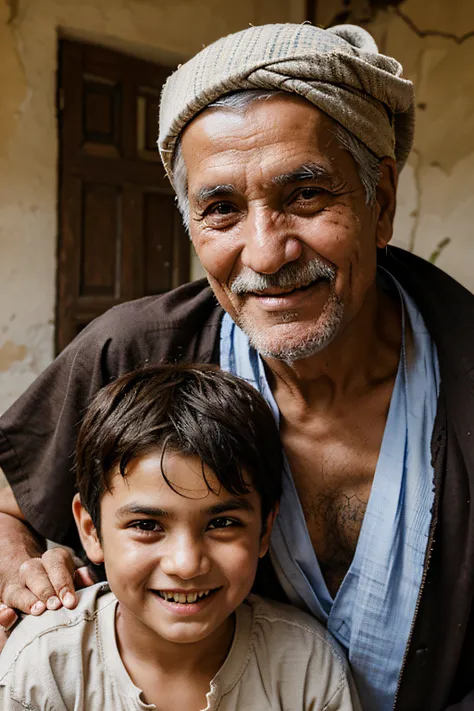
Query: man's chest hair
280 414 382 595
292 464 371 597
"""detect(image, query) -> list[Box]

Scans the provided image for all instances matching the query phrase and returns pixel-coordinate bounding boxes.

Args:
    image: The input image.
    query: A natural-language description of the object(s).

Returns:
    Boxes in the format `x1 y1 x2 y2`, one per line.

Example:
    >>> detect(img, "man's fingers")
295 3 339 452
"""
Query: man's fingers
0 581 42 615
40 548 77 609
1 547 84 621
0 605 18 631
73 566 97 589
18 558 56 608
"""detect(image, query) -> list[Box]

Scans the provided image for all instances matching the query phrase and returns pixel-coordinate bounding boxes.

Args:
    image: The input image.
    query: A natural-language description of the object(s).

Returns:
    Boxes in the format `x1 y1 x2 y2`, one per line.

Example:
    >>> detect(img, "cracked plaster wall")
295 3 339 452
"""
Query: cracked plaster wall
317 0 474 293
0 0 304 417
2 0 472 420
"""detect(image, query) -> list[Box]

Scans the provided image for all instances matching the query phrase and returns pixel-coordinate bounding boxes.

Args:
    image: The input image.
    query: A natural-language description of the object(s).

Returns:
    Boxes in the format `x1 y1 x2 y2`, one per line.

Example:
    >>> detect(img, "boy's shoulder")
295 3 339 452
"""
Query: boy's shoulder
0 582 114 671
246 594 345 659
0 583 115 702
223 595 359 710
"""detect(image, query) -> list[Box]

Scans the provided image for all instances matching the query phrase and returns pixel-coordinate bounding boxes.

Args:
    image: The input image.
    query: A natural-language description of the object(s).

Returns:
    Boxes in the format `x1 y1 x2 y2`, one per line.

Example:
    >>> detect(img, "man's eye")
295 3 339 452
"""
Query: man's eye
129 520 161 533
297 187 322 200
207 517 239 530
207 202 236 216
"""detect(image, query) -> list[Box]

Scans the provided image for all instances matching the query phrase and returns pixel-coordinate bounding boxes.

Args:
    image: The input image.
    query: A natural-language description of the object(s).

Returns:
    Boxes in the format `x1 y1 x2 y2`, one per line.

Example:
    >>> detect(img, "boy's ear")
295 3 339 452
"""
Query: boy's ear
258 504 279 558
72 493 104 565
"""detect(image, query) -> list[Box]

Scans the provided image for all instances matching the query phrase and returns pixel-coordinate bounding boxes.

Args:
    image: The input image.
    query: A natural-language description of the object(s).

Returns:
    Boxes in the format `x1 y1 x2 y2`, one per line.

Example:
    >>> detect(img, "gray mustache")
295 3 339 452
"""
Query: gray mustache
230 259 335 295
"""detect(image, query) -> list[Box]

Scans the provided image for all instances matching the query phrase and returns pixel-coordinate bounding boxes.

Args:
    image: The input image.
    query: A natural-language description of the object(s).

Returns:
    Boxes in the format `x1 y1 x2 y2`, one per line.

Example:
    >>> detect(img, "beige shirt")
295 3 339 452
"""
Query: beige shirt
0 583 360 711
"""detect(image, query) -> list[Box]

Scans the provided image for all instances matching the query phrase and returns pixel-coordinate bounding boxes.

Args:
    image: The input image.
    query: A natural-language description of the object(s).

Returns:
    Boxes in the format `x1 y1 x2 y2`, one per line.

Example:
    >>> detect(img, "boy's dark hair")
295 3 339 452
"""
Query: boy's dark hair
76 364 283 529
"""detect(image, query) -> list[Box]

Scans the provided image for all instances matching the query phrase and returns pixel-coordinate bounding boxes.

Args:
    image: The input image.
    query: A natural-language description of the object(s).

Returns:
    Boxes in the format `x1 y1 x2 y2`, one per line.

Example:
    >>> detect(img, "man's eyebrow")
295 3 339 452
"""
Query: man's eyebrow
193 184 238 206
271 162 340 188
204 498 255 516
115 504 173 519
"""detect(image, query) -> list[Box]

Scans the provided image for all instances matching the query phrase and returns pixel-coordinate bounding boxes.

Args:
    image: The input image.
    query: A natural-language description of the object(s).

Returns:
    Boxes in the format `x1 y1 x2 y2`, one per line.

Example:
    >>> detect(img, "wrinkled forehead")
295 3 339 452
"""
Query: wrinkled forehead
179 96 354 195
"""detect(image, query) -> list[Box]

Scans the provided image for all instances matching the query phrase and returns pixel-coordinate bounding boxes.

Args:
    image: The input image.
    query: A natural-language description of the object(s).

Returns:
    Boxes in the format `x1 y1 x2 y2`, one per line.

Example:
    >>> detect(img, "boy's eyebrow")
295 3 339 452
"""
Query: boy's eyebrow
205 498 255 516
114 497 255 520
115 504 173 519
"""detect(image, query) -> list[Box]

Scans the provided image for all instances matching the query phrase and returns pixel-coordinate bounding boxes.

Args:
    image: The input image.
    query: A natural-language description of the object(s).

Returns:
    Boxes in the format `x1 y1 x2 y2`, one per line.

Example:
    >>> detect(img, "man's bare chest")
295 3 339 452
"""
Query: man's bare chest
280 414 385 597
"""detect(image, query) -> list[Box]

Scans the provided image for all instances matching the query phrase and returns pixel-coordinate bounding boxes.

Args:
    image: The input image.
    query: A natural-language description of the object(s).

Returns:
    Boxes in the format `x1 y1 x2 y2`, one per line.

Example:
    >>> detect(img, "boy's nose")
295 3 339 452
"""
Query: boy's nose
160 534 211 580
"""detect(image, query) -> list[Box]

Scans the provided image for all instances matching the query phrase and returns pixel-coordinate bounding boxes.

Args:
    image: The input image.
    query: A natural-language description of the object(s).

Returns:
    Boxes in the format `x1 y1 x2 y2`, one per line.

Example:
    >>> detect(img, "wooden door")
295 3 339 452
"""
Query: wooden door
56 40 189 353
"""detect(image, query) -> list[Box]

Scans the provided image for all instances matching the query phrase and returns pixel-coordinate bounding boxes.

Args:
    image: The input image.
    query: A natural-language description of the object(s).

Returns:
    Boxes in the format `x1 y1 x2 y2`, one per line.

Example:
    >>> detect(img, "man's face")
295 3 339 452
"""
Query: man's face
77 451 272 648
181 95 394 361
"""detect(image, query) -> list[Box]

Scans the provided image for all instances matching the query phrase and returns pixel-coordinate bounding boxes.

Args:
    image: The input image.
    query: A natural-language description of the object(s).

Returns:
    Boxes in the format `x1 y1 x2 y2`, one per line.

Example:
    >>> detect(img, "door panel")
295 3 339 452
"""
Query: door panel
57 40 189 353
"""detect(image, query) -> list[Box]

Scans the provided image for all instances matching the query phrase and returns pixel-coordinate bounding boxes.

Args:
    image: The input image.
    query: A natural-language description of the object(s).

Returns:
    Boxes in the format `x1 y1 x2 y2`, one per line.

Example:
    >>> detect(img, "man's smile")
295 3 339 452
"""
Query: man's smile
246 277 328 298
243 278 331 312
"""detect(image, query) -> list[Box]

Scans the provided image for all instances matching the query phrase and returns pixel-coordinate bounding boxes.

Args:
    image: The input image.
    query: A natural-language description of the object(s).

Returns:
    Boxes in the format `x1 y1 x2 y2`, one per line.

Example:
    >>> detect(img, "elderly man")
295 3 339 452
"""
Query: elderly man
0 22 473 711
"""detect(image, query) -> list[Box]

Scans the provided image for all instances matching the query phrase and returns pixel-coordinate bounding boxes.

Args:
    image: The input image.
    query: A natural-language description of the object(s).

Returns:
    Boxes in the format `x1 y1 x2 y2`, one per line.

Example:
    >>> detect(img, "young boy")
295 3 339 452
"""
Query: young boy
0 365 360 711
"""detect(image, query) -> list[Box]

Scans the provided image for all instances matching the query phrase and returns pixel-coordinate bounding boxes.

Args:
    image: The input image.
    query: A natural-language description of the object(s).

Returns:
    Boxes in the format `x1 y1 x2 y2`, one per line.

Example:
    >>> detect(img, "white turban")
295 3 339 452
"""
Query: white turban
158 23 414 184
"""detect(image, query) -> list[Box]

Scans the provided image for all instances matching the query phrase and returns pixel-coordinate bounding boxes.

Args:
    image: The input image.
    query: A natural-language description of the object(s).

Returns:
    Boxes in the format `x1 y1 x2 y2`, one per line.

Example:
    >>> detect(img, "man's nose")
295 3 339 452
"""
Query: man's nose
159 533 211 580
240 206 302 274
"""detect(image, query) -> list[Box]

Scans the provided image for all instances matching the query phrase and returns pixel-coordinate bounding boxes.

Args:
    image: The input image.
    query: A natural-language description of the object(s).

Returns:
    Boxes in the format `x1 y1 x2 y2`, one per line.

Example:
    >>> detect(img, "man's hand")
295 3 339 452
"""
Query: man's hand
1 547 96 620
0 484 96 650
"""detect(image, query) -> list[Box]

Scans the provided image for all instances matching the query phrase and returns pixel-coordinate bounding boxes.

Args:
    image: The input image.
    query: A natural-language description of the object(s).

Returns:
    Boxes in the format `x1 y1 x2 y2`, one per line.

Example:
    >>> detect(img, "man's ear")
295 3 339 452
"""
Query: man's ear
375 157 398 250
72 493 104 565
258 504 279 558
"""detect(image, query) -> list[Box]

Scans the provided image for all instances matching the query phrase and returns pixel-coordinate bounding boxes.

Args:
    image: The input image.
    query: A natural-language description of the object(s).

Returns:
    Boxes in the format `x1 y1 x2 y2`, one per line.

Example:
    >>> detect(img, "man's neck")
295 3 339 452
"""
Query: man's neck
263 282 402 410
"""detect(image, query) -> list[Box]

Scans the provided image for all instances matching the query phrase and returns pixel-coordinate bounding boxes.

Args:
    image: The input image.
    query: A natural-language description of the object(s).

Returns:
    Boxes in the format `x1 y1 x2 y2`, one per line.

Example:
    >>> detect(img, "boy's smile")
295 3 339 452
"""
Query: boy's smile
75 449 274 656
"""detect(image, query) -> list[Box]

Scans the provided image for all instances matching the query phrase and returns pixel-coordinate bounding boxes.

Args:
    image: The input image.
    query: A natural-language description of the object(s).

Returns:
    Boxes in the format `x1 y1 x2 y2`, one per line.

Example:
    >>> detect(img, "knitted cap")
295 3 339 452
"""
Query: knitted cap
158 23 414 183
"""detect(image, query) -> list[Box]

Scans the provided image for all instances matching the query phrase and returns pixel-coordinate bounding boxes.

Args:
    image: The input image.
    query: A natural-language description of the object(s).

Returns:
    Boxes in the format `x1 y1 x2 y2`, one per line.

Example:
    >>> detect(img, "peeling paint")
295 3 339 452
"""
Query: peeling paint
0 0 297 415
0 340 27 371
0 0 28 155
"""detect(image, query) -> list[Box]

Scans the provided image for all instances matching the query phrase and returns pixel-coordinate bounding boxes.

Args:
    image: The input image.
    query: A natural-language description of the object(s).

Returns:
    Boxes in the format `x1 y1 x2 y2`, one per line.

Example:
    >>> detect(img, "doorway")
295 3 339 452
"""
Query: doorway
56 40 189 352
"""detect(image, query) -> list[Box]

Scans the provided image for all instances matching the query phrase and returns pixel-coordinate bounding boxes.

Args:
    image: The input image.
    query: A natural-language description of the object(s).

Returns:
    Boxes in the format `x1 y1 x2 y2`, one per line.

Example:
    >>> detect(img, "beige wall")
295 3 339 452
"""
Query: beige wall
1 0 473 417
317 0 474 292
0 0 304 416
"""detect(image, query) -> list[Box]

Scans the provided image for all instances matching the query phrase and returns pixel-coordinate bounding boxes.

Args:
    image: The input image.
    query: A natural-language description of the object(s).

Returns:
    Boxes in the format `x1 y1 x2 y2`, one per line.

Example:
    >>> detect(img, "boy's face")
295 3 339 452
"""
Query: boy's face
74 450 275 647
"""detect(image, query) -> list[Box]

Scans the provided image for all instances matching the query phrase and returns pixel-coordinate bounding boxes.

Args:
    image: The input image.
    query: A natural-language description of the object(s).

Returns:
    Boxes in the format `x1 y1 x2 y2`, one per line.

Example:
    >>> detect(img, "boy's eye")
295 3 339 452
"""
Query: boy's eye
207 517 239 530
129 520 161 533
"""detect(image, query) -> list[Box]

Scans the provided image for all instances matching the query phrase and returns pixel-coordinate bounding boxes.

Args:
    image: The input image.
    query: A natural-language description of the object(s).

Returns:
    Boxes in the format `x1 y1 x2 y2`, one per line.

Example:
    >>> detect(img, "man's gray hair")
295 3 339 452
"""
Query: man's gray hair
172 90 382 232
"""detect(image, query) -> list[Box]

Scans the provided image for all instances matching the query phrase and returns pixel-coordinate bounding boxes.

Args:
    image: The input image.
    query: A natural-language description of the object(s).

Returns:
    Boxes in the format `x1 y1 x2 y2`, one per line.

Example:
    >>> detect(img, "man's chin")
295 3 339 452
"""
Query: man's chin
237 303 344 362
242 323 332 362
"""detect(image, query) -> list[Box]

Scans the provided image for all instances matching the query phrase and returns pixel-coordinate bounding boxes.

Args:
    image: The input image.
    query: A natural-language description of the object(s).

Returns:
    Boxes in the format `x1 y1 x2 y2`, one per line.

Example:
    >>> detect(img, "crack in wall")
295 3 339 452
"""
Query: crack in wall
394 7 474 44
6 0 19 24
322 0 404 28
408 148 422 253
321 1 474 45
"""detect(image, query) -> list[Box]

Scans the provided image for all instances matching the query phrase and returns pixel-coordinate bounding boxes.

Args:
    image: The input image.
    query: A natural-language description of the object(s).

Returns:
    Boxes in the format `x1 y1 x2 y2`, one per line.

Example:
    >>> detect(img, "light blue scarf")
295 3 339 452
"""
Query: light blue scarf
220 271 439 710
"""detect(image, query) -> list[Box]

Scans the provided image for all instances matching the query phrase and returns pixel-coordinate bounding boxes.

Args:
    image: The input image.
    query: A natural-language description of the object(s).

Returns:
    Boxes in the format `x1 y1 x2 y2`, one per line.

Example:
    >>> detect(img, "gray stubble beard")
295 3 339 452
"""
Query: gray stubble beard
229 258 345 363
239 291 344 363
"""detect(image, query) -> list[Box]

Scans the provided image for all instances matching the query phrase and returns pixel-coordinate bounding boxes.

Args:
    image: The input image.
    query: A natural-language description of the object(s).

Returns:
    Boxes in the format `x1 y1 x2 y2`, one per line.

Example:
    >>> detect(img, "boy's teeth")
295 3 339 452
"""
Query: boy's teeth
160 590 211 603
